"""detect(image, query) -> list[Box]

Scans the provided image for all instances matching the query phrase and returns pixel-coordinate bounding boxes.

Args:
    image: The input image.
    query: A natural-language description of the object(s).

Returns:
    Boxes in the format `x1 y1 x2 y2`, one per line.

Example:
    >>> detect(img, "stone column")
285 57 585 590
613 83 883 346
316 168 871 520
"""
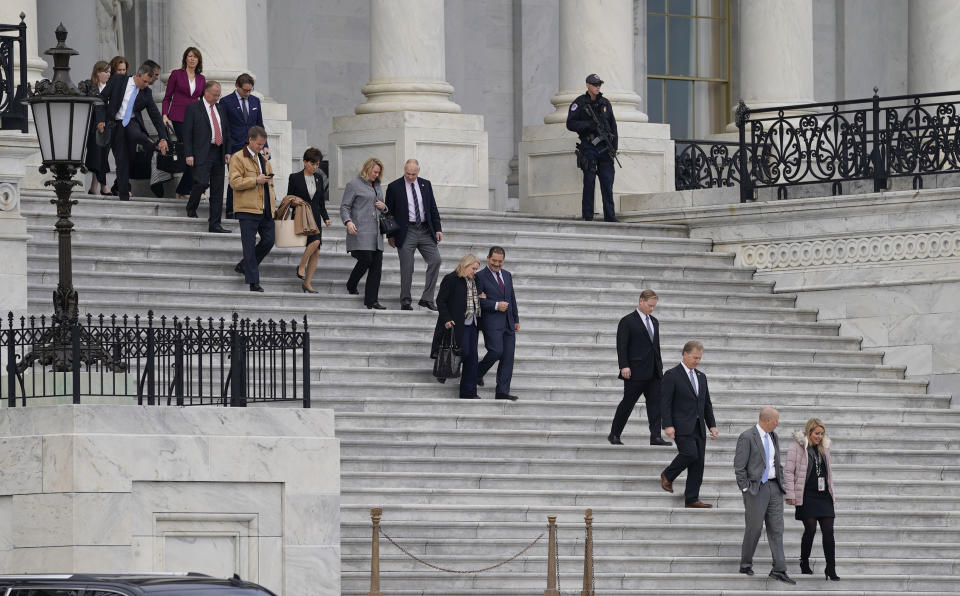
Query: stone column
543 0 646 124
908 0 960 94
519 0 671 217
736 0 815 111
329 0 488 209
164 0 292 197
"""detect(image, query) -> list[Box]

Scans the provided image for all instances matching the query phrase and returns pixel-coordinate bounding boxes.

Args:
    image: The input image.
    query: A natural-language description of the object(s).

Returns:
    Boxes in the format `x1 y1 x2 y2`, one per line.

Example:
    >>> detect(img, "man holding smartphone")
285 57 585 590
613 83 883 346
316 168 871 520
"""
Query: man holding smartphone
228 126 275 292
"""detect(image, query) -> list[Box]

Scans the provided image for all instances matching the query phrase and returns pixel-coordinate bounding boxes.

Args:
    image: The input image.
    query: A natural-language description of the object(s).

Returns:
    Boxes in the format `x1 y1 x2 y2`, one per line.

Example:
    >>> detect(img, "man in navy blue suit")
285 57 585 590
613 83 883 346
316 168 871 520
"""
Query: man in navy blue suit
385 159 443 310
476 246 520 401
220 73 268 217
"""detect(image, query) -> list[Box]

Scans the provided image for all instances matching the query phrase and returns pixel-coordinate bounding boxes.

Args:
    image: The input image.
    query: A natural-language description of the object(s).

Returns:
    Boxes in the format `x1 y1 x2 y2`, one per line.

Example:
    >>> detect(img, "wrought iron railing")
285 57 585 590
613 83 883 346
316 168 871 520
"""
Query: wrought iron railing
2 311 311 407
675 89 960 201
0 13 28 133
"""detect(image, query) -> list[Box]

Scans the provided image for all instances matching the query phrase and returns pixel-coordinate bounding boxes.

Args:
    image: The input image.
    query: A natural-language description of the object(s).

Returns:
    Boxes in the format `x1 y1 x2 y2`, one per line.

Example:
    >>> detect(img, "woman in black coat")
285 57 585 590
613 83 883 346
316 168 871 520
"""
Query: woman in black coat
432 253 483 398
288 147 332 293
79 61 111 195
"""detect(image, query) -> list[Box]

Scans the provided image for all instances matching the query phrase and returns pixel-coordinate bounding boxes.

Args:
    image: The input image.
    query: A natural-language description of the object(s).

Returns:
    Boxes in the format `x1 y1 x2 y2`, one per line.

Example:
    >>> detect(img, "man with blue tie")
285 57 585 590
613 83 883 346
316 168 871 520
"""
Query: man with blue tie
476 247 520 401
96 60 169 201
734 406 795 585
660 340 719 508
221 73 268 218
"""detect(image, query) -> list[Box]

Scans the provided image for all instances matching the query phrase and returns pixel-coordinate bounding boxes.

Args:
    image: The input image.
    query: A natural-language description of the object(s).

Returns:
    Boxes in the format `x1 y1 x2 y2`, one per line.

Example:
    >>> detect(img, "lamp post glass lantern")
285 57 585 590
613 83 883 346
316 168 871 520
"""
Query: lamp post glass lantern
20 23 122 373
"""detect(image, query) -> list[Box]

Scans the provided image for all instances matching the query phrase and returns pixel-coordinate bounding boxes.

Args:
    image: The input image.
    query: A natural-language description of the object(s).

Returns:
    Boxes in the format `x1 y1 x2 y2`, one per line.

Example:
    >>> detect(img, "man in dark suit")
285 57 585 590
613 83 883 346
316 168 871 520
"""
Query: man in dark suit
385 158 443 310
660 340 719 508
734 407 795 584
182 80 232 233
96 60 169 201
221 73 267 218
609 290 670 445
476 246 520 401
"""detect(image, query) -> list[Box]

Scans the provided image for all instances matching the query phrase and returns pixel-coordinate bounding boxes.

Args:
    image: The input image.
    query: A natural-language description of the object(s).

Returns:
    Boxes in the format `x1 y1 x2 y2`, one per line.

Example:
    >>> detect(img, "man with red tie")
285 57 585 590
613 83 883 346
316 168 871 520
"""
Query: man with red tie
476 247 520 401
182 81 232 233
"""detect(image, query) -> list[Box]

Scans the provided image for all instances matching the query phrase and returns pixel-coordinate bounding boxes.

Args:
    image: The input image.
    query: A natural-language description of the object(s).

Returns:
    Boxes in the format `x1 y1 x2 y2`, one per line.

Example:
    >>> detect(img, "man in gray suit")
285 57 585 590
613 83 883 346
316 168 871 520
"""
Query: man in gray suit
734 407 796 585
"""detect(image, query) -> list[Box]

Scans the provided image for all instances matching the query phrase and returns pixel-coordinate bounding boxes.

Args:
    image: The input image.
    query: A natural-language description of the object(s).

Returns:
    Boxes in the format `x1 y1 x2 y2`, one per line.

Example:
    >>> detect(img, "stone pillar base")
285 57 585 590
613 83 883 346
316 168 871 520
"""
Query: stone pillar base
518 122 674 217
0 404 340 595
328 111 489 210
0 131 37 316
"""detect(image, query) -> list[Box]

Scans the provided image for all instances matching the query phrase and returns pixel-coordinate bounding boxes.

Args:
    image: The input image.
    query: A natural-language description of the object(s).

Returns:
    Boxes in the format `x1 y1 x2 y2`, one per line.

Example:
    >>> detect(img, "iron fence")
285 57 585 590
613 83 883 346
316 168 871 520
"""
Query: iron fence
675 89 960 201
2 311 311 408
0 14 28 132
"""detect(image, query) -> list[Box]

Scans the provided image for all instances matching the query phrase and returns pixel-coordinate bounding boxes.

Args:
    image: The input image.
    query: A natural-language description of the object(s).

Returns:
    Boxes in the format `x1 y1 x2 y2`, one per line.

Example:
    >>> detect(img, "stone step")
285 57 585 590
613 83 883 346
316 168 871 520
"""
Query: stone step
337 570 959 591
339 535 960 559
27 282 817 322
319 367 922 393
339 518 960 544
27 239 758 282
23 211 716 255
339 438 958 466
339 553 957 575
342 589 958 596
21 192 695 238
335 412 955 441
315 351 897 376
342 455 960 482
315 384 947 408
26 265 797 309
342 470 960 499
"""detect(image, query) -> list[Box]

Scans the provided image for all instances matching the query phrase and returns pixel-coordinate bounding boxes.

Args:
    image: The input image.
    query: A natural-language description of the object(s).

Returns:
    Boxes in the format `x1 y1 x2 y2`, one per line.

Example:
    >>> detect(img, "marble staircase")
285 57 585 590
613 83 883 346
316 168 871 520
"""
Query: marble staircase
21 190 960 595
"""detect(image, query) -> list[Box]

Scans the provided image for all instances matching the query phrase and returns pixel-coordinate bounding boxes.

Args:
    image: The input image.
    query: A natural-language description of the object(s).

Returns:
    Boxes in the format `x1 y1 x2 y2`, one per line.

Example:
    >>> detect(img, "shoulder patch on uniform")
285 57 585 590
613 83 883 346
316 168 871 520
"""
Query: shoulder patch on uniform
570 103 578 111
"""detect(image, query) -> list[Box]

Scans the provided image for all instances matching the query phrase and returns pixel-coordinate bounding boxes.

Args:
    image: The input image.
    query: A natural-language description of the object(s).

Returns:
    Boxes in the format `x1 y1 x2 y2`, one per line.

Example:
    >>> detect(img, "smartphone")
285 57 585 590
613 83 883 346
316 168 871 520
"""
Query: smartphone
267 173 274 177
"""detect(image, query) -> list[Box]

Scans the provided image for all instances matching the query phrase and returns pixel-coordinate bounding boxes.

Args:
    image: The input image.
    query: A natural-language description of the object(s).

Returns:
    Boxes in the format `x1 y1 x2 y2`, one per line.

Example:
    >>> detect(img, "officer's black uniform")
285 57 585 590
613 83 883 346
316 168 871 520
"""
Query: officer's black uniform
566 76 618 222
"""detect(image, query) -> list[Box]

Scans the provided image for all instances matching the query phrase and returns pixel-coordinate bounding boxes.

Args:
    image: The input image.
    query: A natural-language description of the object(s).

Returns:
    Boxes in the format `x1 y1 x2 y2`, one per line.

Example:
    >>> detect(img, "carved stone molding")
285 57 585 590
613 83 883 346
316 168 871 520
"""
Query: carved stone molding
0 181 19 212
740 231 960 270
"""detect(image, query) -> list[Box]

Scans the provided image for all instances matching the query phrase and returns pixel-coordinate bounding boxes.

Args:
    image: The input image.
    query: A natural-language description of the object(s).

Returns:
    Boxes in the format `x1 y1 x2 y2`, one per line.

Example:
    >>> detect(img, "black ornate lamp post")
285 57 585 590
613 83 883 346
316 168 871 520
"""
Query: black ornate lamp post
20 24 123 372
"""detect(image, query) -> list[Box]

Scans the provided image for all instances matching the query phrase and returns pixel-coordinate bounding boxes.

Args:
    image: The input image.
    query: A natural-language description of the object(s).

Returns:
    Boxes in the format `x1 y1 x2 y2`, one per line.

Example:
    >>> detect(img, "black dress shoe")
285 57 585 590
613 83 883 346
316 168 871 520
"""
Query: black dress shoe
296 267 305 280
249 283 264 292
150 183 165 197
301 283 318 294
400 304 413 311
209 225 231 233
418 300 438 311
769 570 796 585
604 218 619 223
495 393 518 401
366 302 386 310
186 209 198 218
459 395 480 399
226 211 235 219
650 437 673 446
234 264 244 275
346 285 359 295
607 434 624 445
739 567 754 576
477 377 484 387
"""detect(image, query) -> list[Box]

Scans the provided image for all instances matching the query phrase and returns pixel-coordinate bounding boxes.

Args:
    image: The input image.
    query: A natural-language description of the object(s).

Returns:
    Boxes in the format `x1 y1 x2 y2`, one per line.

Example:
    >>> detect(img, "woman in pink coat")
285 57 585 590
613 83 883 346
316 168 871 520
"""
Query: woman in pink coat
784 417 838 581
162 46 206 198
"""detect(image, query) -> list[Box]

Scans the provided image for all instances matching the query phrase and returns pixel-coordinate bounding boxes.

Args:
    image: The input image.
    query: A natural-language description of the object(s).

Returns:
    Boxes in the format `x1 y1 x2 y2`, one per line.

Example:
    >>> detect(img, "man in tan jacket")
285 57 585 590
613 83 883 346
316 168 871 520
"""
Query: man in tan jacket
229 126 275 292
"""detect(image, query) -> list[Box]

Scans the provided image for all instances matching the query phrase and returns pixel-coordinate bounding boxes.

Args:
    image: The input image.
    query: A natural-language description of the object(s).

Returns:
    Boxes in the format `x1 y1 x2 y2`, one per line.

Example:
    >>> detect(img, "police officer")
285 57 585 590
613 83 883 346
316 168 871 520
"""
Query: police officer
566 73 618 222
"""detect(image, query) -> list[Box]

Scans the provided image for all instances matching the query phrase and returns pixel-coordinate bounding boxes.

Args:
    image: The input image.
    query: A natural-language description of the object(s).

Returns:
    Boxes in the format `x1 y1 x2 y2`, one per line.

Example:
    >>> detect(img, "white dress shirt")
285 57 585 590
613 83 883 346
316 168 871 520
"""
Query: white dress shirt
203 98 222 145
248 146 262 173
755 423 777 480
681 362 698 395
304 173 316 198
115 77 138 120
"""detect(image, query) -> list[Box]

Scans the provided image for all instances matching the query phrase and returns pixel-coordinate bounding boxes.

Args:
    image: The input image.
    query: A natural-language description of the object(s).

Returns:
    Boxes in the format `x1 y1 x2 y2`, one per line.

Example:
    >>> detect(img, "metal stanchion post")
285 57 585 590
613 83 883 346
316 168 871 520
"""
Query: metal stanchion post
368 507 383 596
545 515 559 596
581 508 594 596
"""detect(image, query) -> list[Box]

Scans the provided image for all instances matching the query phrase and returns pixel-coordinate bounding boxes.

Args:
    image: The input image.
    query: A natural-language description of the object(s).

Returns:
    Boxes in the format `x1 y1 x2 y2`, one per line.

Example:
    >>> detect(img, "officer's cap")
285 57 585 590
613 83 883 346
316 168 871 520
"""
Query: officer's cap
585 74 604 86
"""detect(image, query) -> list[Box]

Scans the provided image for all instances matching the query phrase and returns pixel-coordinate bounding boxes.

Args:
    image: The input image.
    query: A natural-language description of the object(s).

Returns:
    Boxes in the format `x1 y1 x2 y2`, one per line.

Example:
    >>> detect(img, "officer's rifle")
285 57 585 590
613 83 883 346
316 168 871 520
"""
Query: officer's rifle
583 103 622 168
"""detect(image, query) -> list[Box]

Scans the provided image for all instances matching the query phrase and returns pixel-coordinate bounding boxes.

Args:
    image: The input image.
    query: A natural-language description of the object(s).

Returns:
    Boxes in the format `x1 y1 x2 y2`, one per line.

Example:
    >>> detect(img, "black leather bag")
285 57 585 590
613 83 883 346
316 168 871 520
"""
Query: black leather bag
95 121 115 148
378 211 400 236
156 125 185 174
432 328 461 380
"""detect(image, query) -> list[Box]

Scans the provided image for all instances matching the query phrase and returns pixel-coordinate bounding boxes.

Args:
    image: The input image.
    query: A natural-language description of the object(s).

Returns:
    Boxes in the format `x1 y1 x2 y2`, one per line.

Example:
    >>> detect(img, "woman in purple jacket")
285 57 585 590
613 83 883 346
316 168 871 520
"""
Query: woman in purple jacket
162 46 205 198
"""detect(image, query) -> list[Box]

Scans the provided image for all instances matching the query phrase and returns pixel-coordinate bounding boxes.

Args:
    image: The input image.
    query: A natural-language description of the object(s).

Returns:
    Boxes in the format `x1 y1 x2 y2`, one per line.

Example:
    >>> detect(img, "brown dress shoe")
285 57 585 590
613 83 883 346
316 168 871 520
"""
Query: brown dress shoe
660 472 673 493
685 501 713 508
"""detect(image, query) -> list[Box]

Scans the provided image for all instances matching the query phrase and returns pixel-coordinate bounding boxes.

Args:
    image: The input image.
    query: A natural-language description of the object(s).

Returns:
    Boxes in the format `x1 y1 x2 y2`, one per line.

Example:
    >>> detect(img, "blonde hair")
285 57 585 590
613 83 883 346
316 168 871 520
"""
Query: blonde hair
359 157 385 182
804 418 826 454
454 253 481 277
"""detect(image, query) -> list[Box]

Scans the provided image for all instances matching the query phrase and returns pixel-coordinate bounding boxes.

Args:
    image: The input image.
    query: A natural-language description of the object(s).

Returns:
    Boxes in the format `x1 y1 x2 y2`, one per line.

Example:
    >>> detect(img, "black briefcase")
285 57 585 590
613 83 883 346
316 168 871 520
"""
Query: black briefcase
157 125 185 174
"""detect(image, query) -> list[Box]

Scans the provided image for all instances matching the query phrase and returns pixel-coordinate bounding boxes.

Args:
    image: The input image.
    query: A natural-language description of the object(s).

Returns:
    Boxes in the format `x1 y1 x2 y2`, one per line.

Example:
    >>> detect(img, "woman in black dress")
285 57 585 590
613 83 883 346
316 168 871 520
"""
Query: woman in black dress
287 147 332 293
785 417 839 581
431 253 483 398
78 61 111 195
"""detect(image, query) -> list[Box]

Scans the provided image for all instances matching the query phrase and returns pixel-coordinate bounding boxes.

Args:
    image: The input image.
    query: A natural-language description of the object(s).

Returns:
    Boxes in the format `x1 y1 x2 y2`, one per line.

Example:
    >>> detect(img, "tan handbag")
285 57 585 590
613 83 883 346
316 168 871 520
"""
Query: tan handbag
274 198 307 248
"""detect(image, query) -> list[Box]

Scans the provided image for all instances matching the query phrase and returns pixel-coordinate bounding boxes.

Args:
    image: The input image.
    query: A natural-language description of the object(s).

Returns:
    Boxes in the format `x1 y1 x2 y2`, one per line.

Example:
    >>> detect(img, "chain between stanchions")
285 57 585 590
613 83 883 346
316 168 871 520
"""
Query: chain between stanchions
378 527 545 574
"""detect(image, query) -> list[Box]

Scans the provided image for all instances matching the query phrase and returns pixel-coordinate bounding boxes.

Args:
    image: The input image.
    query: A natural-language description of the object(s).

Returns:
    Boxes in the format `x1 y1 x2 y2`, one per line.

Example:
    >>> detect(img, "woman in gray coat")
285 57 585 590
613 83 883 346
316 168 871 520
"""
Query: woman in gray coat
340 157 388 309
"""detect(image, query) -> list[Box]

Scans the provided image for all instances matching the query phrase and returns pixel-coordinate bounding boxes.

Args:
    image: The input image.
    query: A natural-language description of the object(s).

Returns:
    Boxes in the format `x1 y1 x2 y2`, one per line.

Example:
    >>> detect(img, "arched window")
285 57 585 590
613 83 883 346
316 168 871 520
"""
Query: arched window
646 0 730 137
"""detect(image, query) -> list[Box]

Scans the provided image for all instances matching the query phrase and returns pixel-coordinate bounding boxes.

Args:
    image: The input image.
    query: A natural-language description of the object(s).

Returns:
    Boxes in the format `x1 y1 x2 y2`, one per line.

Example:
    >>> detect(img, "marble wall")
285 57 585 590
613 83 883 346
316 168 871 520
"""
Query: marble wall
0 405 341 595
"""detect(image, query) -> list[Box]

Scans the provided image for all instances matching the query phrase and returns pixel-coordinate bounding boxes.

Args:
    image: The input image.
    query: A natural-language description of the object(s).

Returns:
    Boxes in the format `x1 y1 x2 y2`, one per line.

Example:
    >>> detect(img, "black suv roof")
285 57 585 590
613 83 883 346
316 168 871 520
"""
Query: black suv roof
0 573 277 595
